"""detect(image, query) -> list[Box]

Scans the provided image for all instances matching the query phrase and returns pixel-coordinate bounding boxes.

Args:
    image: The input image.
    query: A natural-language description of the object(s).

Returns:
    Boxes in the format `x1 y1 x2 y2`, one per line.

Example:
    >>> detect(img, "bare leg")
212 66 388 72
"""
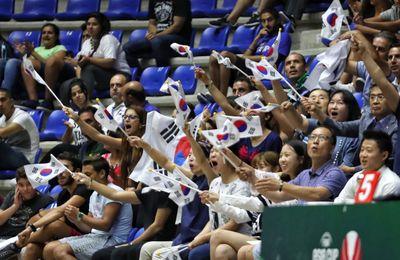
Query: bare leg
237 245 255 260
22 243 44 260
219 51 238 96
53 243 76 260
215 244 237 260
210 230 255 260
44 56 65 100
209 55 221 89
227 0 256 23
43 240 62 260
21 59 41 100
257 0 280 13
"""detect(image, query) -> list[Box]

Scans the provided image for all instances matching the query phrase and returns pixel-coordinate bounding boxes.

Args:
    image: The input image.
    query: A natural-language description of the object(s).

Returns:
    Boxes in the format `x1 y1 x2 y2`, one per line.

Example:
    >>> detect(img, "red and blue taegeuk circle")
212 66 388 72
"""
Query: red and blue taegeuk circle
179 99 188 111
234 120 248 132
40 168 53 176
327 13 338 26
256 65 269 75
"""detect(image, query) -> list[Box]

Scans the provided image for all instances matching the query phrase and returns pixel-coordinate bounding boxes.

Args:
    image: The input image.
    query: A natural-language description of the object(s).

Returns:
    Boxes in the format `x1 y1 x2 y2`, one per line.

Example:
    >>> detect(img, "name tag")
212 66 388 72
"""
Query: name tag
354 171 381 203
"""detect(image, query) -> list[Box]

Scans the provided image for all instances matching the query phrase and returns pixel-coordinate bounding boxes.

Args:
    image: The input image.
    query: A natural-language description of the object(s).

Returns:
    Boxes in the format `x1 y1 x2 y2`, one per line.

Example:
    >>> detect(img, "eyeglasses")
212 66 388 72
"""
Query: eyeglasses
308 134 331 142
370 94 385 102
123 115 139 121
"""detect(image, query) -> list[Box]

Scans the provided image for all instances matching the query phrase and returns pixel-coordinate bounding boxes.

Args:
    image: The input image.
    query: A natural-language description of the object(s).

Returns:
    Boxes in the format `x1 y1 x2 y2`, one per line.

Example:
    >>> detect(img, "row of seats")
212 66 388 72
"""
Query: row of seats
0 0 335 22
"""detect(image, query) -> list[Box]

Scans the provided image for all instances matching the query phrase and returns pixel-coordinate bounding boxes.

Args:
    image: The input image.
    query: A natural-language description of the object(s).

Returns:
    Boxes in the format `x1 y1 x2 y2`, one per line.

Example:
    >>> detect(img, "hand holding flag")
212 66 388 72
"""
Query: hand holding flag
170 43 195 67
169 86 191 128
321 0 346 42
212 50 251 78
265 28 281 65
234 91 280 113
215 114 263 138
94 98 130 138
201 119 240 149
160 77 185 96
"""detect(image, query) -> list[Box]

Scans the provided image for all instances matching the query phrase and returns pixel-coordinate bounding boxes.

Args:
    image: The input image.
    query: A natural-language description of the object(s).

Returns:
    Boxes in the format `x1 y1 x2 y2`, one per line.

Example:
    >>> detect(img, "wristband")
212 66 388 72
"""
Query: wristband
77 212 84 221
278 181 284 192
29 224 37 232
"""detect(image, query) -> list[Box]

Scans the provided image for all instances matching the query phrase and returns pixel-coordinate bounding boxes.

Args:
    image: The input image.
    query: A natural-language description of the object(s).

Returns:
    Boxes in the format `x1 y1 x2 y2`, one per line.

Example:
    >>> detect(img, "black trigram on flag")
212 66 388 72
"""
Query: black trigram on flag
160 122 179 144
153 161 168 176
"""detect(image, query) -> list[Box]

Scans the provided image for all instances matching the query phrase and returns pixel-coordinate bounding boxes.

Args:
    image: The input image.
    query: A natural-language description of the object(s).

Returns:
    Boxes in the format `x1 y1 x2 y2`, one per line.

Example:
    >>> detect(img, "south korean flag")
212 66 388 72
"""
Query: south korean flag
215 114 263 138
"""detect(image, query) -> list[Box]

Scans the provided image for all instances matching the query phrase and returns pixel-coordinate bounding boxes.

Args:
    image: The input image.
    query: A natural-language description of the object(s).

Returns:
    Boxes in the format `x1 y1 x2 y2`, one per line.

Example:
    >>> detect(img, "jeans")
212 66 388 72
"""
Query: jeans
123 34 189 67
92 242 146 260
0 142 29 170
0 58 21 93
188 243 210 260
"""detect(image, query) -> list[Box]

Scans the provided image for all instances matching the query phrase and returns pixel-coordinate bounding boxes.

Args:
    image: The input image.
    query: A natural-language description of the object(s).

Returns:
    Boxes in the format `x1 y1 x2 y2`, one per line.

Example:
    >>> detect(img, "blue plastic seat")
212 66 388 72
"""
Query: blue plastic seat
45 201 58 209
225 25 257 54
104 0 147 20
0 0 14 21
27 109 45 131
109 30 123 42
191 0 217 18
50 185 63 199
133 227 144 239
129 29 147 42
56 0 100 21
8 30 41 46
13 0 57 21
353 92 364 109
171 65 197 94
40 110 68 141
0 148 41 179
192 26 230 56
60 30 82 56
304 0 332 14
140 66 171 96
126 227 139 242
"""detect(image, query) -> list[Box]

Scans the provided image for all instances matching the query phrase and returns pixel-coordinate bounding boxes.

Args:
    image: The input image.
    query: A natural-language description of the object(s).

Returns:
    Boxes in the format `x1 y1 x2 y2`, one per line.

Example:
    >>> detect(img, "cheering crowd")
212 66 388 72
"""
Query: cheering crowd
1 0 400 259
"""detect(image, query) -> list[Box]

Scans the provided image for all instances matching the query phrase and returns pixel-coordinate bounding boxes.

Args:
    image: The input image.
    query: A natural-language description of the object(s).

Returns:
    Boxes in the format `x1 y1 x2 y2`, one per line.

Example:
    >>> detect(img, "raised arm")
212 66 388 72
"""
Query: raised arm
280 100 309 133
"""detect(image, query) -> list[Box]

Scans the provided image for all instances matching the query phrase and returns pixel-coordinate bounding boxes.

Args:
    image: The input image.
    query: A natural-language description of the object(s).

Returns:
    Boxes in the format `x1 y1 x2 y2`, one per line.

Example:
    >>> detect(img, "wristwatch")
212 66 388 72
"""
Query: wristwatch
77 212 84 221
278 181 284 192
29 224 37 232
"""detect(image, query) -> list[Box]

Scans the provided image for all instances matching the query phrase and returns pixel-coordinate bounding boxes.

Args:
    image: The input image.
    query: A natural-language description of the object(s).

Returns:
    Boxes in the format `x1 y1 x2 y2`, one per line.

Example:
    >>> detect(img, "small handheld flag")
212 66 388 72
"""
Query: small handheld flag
201 119 240 149
169 86 191 128
216 114 263 138
321 0 346 43
160 77 185 97
265 29 281 65
94 98 130 138
212 50 250 78
170 43 195 67
234 91 280 113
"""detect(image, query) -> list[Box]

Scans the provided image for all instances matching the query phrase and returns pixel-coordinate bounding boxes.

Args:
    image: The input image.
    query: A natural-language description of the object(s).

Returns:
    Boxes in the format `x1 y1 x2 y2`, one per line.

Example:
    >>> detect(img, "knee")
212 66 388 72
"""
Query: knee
215 244 235 259
24 243 39 255
45 56 63 68
221 51 233 58
210 229 225 244
53 244 71 259
81 63 97 73
43 241 58 257
5 58 20 68
209 55 218 65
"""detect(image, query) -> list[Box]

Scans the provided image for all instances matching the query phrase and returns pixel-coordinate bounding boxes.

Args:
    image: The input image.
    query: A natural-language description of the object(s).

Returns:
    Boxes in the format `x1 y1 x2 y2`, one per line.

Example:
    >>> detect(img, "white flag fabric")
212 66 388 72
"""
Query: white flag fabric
94 99 119 132
211 50 235 69
189 111 203 139
22 55 48 86
170 43 194 64
153 244 188 260
130 112 191 184
24 154 67 188
235 91 280 113
245 58 282 81
160 77 185 97
201 119 240 149
216 114 263 138
169 86 191 128
321 0 345 41
265 29 281 65
303 39 350 91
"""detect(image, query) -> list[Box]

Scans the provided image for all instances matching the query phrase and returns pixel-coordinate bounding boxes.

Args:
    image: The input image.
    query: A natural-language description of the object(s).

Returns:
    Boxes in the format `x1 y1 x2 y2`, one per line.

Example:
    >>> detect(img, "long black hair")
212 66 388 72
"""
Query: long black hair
86 12 111 39
329 89 361 121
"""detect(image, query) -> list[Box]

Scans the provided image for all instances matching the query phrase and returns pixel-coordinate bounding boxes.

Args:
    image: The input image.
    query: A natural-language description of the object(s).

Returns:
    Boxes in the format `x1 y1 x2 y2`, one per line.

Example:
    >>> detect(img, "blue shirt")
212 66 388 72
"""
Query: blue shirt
255 32 291 65
172 175 209 245
289 161 347 200
144 101 160 113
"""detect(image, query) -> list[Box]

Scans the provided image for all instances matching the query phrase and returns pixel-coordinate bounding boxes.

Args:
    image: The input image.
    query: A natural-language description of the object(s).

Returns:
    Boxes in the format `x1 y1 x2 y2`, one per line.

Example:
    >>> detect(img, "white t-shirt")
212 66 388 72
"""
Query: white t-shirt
106 102 126 127
77 34 130 75
334 165 400 203
209 176 251 234
67 118 87 146
89 183 133 241
0 108 39 163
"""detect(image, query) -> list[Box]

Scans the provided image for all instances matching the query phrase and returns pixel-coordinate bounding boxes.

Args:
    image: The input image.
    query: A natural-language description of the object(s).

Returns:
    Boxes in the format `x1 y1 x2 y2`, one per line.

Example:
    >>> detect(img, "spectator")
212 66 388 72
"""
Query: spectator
352 0 394 34
107 73 128 126
0 167 53 241
121 81 160 112
335 130 400 203
0 88 39 170
0 152 91 259
0 34 16 94
123 0 192 68
43 157 133 260
255 126 347 203
75 12 131 98
208 8 291 95
283 52 308 96
19 23 75 111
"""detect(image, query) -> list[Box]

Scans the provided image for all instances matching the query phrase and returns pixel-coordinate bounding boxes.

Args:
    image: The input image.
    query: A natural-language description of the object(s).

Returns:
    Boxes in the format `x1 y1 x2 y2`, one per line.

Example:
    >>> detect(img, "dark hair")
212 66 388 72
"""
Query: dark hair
287 52 306 65
329 89 361 121
226 96 242 110
233 76 256 91
16 166 28 181
0 88 11 98
125 86 146 103
362 130 392 159
57 151 82 171
78 106 97 116
313 126 337 146
86 12 111 38
83 157 110 178
251 151 280 169
68 78 89 109
374 31 396 48
80 22 87 32
41 23 61 45
285 140 311 172
261 8 281 33
198 141 212 158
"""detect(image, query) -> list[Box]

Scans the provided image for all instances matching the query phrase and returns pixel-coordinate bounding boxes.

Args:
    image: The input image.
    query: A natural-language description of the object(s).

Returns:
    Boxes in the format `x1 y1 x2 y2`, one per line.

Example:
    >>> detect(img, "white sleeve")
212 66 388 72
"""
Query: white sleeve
12 112 28 130
334 174 358 204
219 194 269 212
99 35 118 59
210 201 252 224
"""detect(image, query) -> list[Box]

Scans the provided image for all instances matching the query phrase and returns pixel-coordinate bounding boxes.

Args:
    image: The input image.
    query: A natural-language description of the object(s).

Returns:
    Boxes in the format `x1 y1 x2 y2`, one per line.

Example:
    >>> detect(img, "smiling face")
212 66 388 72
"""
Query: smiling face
123 108 141 136
359 139 387 171
86 17 102 38
70 85 87 108
41 25 58 48
279 144 301 175
328 92 349 122
284 53 306 81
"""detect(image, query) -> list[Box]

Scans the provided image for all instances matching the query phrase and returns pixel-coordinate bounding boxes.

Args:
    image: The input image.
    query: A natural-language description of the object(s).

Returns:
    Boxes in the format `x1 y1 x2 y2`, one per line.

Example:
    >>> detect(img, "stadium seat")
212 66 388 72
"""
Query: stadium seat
27 109 45 131
45 201 58 209
13 0 57 21
130 67 138 80
109 30 123 42
129 29 147 43
171 65 197 94
304 0 332 14
225 25 257 54
0 148 41 179
140 66 171 96
192 26 230 56
39 110 68 141
37 184 51 194
191 0 217 18
50 184 63 199
0 0 14 21
56 0 100 21
207 0 255 17
127 227 139 242
104 0 147 20
60 30 82 56
133 227 144 239
8 30 41 46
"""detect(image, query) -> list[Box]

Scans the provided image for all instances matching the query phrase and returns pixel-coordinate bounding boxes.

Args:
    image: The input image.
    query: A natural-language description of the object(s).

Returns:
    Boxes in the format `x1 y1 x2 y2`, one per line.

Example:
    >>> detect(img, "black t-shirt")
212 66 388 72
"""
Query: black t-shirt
0 191 53 238
57 184 93 232
135 189 177 241
148 0 192 40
